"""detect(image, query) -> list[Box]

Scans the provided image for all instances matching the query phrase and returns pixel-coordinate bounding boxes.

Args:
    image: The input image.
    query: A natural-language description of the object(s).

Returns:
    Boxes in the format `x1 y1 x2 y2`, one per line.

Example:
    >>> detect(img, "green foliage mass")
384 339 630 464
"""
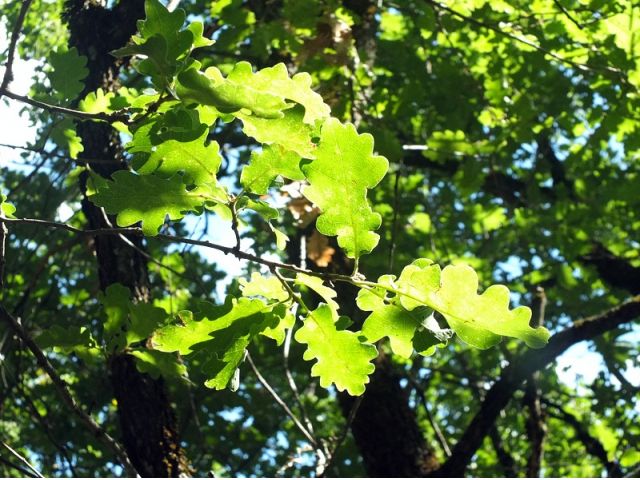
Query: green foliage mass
2 0 639 476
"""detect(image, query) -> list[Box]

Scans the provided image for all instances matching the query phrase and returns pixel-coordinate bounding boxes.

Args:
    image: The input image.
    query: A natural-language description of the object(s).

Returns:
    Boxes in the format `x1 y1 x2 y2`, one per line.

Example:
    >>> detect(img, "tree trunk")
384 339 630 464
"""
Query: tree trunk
339 354 440 477
64 1 188 475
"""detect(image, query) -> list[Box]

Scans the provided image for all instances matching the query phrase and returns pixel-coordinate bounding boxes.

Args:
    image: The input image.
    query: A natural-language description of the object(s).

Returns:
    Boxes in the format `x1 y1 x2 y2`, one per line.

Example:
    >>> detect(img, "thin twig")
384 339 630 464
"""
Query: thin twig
0 88 129 124
0 440 43 478
318 396 364 477
245 351 319 448
0 305 139 476
0 215 361 285
388 164 402 272
407 377 452 457
552 0 584 29
283 324 316 436
0 142 124 165
0 454 38 478
230 196 242 252
0 0 35 95
0 221 6 292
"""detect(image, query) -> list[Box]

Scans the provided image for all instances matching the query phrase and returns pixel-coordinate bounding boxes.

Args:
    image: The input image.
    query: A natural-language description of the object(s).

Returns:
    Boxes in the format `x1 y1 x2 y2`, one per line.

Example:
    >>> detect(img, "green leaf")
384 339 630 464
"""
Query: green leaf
240 145 305 194
79 89 117 114
152 297 277 389
295 304 377 395
396 260 551 349
112 34 182 89
244 198 279 221
0 194 16 218
89 171 210 235
361 303 420 358
269 223 289 250
231 62 330 124
240 274 293 344
176 63 290 119
36 325 95 352
130 349 187 380
240 272 290 302
260 304 295 346
183 61 329 123
100 283 133 352
302 119 389 258
51 118 83 159
186 21 215 49
136 131 222 185
113 0 200 89
238 106 317 158
295 273 339 313
99 283 167 352
48 47 88 100
137 0 185 39
357 282 451 358
127 302 168 346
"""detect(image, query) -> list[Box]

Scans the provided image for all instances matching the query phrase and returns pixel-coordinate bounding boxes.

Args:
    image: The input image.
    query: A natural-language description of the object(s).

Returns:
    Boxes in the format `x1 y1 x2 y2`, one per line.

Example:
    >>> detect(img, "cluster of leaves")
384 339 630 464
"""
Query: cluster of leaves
4 0 549 396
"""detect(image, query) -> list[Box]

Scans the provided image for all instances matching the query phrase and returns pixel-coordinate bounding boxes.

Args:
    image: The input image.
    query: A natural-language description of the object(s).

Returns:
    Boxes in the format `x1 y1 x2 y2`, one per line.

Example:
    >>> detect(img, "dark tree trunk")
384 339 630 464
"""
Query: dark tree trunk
339 354 440 477
63 1 188 475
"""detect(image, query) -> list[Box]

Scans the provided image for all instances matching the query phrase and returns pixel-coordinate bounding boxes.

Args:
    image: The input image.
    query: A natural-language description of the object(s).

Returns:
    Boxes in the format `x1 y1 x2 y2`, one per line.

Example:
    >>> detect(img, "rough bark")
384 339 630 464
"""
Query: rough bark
339 354 440 477
63 1 187 475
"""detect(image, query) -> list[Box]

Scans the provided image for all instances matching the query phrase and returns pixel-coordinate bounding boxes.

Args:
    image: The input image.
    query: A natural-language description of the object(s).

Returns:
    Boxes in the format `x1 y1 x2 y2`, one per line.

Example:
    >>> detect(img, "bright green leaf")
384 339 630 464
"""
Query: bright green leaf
240 145 305 194
295 273 339 313
51 118 83 159
36 325 95 352
136 131 222 185
131 349 187 380
229 62 330 124
396 260 551 349
176 63 289 118
302 118 389 258
137 0 185 39
295 304 377 395
152 297 277 389
89 171 209 235
240 272 289 302
0 194 16 218
238 106 317 158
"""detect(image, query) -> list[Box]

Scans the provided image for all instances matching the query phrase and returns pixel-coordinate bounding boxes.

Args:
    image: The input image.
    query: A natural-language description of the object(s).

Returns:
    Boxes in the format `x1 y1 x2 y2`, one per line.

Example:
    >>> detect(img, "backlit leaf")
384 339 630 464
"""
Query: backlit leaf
396 260 551 349
48 47 88 101
136 131 222 185
240 145 305 194
152 297 278 389
295 305 377 395
302 119 389 259
89 171 210 235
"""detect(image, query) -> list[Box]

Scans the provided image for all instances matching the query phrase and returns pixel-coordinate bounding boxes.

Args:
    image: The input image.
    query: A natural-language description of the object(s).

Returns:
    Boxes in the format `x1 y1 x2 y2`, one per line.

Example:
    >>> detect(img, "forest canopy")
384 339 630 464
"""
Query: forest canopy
0 0 639 477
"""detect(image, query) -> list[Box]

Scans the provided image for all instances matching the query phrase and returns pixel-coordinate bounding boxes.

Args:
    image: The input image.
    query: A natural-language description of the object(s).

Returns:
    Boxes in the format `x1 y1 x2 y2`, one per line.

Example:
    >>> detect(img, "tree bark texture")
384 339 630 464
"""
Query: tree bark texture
64 1 187 475
338 354 440 477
